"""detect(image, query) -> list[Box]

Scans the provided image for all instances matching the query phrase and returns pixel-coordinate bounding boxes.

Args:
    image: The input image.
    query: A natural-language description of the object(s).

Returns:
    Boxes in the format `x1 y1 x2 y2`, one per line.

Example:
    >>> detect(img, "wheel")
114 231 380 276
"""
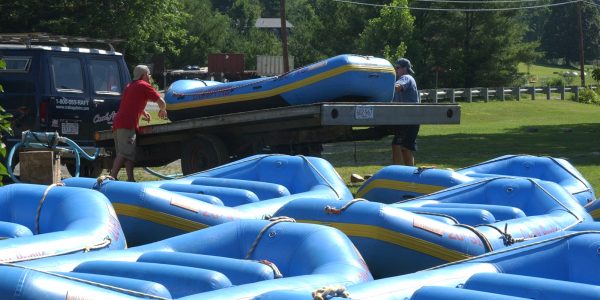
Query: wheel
181 134 229 175
66 160 104 178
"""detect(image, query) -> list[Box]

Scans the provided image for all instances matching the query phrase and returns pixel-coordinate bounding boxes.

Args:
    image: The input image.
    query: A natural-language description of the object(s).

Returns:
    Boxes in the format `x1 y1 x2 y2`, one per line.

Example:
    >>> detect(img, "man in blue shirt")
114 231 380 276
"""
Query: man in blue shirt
392 58 420 166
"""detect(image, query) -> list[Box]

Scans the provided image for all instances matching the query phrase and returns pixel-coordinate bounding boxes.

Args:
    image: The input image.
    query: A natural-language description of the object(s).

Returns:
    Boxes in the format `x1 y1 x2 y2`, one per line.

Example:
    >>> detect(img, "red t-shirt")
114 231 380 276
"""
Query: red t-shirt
112 80 161 132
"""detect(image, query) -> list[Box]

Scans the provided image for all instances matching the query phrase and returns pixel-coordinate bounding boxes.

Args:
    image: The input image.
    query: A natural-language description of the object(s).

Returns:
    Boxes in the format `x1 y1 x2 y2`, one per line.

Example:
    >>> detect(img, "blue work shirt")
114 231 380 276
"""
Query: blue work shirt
393 74 420 103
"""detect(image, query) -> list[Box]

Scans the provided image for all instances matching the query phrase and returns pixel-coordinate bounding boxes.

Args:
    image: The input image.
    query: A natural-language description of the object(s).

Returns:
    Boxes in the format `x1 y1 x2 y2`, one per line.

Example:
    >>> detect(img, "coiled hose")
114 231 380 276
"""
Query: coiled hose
6 131 100 182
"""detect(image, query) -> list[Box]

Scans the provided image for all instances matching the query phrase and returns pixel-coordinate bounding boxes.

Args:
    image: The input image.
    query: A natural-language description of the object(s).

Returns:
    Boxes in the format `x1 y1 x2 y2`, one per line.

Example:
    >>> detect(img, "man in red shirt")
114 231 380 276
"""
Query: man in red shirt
109 65 167 181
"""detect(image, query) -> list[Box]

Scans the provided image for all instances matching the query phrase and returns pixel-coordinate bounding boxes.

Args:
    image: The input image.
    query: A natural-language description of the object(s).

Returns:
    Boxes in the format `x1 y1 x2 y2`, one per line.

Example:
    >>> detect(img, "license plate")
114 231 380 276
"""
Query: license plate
61 122 79 135
355 105 374 120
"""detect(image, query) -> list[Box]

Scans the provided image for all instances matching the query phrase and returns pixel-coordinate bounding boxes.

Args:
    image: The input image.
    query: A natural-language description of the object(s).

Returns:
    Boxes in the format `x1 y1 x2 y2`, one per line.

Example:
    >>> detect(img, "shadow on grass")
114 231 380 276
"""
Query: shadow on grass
324 123 600 169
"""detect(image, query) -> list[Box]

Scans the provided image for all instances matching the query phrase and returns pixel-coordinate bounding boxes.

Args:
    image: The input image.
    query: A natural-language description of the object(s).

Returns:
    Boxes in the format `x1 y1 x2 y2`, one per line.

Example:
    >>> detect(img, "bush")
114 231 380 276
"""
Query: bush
572 87 600 105
0 59 14 185
592 68 600 82
541 77 565 87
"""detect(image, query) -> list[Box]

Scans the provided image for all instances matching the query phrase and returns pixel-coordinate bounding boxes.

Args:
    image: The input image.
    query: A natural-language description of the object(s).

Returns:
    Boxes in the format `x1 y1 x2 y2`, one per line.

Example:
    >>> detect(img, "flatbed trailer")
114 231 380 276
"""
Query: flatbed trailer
94 102 460 175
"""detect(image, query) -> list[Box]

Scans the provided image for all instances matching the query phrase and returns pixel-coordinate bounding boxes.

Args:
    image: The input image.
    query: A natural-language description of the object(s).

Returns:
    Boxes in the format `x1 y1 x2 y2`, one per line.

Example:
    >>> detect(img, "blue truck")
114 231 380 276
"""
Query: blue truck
0 34 129 177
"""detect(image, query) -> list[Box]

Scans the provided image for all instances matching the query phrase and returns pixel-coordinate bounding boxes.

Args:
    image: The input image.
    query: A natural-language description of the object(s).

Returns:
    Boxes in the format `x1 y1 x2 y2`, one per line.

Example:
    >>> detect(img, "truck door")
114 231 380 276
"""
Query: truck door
87 58 124 133
48 55 94 145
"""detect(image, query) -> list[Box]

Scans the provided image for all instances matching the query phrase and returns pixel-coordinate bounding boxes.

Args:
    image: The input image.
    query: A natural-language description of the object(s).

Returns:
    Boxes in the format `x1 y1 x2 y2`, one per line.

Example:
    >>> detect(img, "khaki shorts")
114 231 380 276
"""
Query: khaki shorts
114 128 137 161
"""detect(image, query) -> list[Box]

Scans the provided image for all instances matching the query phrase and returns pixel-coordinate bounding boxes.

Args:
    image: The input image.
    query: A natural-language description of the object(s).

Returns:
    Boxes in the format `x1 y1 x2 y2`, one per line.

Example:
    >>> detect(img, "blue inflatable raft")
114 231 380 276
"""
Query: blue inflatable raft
357 154 596 206
165 54 396 120
254 223 600 300
274 176 591 278
63 154 353 246
0 183 126 262
255 225 600 300
584 197 600 220
10 220 371 299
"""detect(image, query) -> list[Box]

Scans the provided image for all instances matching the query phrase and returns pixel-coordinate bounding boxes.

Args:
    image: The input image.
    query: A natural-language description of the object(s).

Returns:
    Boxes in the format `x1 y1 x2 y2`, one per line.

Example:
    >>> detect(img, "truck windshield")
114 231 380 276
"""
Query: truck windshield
0 56 31 73
51 56 84 93
90 59 122 94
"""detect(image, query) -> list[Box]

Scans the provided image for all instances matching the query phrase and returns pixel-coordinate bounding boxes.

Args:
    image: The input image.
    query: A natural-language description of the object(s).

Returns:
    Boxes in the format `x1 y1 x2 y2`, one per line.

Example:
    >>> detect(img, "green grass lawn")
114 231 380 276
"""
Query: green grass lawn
324 100 600 194
518 62 597 86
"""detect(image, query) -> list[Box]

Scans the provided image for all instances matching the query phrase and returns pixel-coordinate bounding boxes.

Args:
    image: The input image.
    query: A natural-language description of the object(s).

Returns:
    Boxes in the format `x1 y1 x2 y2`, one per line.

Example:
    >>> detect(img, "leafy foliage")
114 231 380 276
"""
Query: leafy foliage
357 0 413 62
541 2 600 65
573 87 600 105
592 68 600 85
541 76 565 87
410 1 541 88
0 0 189 68
0 59 13 184
2 0 591 90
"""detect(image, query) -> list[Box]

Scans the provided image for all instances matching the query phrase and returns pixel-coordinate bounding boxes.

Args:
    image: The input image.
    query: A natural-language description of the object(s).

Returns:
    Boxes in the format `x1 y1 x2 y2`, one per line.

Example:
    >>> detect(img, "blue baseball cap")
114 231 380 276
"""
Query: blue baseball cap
395 58 415 74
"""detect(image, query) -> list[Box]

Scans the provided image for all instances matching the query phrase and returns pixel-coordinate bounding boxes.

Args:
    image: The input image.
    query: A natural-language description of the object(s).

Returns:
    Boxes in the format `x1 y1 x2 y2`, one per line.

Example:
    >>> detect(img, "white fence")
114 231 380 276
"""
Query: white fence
256 55 295 76
420 86 595 103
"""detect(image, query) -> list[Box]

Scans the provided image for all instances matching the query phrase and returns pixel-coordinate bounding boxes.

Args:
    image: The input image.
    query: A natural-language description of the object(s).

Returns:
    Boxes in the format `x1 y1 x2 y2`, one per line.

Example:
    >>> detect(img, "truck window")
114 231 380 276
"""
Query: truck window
89 59 122 94
0 56 31 73
51 56 84 93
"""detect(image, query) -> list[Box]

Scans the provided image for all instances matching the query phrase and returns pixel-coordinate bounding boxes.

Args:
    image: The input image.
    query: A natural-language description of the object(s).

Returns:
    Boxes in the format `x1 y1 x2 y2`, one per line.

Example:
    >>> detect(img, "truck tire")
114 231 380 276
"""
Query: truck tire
181 134 229 175
66 160 104 178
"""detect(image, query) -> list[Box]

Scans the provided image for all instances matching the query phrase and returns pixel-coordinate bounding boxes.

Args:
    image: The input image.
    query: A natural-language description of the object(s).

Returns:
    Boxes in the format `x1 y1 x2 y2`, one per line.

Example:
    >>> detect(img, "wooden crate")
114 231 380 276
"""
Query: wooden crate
19 150 61 184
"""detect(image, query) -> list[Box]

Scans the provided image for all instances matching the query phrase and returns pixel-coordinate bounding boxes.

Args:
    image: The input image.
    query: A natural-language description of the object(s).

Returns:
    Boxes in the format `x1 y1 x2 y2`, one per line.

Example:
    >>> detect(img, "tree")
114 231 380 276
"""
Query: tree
542 2 600 65
357 0 414 61
172 0 238 68
286 0 327 66
0 0 189 67
410 1 540 88
226 0 262 34
311 0 382 57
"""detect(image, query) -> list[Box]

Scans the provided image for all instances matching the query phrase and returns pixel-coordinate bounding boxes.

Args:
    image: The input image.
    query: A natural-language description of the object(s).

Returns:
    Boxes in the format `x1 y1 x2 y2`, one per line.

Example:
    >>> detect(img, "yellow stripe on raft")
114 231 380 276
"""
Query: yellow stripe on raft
167 64 396 111
355 179 446 198
113 203 209 232
298 220 471 262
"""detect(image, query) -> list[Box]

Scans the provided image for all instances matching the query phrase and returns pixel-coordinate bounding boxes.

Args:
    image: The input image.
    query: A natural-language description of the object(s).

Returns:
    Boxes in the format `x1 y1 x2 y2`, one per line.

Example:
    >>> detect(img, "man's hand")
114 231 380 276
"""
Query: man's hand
395 83 403 92
142 110 151 123
158 108 168 120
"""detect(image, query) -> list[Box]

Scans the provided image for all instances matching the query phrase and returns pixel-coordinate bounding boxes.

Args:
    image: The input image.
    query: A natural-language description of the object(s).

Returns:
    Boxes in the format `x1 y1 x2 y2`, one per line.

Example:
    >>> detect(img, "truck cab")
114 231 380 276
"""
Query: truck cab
0 36 130 177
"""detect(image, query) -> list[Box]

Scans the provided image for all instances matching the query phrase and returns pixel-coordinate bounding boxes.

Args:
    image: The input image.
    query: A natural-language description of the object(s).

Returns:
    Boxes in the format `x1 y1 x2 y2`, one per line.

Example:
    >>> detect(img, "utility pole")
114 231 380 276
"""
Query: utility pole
578 1 586 86
280 0 290 72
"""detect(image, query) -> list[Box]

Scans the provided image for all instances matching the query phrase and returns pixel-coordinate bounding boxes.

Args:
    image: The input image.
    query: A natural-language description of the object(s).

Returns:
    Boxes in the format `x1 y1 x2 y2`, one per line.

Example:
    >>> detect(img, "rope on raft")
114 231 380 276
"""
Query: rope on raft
35 182 65 234
454 223 494 252
259 259 283 279
478 223 526 246
299 155 343 200
94 175 116 190
244 216 296 279
6 237 112 263
312 285 350 300
324 198 367 215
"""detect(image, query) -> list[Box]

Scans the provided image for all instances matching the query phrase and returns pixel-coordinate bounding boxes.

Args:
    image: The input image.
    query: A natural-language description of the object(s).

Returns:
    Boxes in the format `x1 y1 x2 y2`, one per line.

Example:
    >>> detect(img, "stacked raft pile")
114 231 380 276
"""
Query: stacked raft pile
256 225 600 300
357 154 595 205
274 176 592 278
0 154 598 299
63 154 352 245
